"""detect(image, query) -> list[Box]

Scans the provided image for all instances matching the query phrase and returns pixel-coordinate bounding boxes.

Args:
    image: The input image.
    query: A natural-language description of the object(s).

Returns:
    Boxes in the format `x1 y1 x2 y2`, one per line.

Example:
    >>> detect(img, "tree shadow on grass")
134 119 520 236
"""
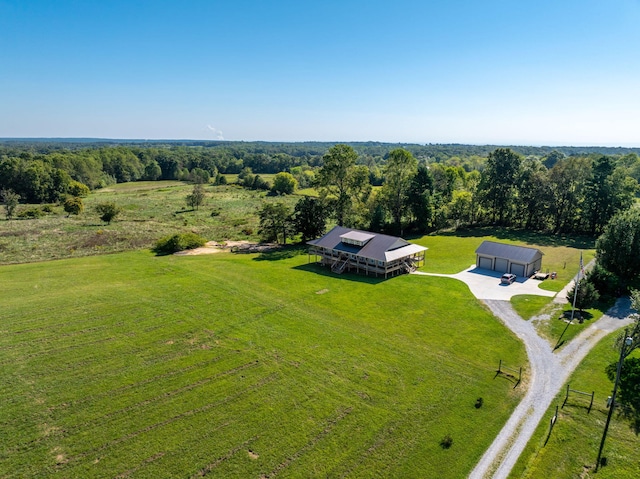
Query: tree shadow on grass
292 263 389 285
620 409 640 435
252 243 308 261
561 309 594 322
435 226 596 249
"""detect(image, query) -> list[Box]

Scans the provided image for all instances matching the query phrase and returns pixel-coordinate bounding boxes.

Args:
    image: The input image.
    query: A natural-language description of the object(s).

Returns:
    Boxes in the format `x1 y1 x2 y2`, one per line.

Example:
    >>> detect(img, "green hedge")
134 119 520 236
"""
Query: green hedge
152 232 206 255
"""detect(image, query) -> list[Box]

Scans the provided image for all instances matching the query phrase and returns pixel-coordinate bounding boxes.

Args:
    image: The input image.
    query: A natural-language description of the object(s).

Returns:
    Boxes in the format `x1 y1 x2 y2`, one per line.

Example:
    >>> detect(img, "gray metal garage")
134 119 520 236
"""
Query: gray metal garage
475 241 543 278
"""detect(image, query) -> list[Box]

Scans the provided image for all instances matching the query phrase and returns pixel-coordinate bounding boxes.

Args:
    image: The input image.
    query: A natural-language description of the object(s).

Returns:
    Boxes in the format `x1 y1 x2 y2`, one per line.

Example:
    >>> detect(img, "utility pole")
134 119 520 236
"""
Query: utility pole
595 330 632 471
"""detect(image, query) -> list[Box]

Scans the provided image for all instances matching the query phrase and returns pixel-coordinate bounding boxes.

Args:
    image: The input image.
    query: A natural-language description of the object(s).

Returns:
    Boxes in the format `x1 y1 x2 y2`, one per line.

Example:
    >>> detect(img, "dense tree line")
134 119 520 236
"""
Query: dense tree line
309 145 638 237
2 141 639 240
4 139 640 163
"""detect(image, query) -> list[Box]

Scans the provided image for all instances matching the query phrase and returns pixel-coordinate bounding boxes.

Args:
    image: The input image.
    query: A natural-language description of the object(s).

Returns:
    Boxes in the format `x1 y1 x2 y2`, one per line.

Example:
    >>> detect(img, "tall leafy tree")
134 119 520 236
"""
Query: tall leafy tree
271 172 298 195
447 190 475 227
584 156 616 234
547 156 590 233
293 197 327 241
596 208 640 288
479 148 522 224
381 149 418 234
542 150 565 169
461 170 482 226
143 161 162 181
316 144 368 227
407 164 434 233
584 156 637 234
189 167 210 184
515 159 551 230
258 202 294 245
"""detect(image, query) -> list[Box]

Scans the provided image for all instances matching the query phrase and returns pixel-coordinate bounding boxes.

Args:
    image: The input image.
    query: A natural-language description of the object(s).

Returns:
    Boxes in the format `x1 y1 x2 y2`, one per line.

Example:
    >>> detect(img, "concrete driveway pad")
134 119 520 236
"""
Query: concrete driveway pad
414 265 558 301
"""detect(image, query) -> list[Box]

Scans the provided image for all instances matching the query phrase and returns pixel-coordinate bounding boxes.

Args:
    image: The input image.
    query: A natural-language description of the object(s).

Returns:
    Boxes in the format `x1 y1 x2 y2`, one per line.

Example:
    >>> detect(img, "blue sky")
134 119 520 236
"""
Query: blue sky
1 0 639 145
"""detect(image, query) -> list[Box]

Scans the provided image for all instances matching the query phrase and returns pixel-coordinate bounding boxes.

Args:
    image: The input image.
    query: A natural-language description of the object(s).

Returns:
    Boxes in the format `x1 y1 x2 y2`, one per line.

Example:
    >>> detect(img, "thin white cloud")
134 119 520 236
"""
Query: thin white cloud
207 125 224 140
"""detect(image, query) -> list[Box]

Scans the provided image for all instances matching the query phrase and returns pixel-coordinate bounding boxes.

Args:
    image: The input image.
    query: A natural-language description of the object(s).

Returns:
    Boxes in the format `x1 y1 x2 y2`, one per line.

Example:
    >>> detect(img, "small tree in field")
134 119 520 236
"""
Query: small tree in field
63 196 84 217
186 184 206 210
96 202 121 224
1 189 20 219
566 277 600 312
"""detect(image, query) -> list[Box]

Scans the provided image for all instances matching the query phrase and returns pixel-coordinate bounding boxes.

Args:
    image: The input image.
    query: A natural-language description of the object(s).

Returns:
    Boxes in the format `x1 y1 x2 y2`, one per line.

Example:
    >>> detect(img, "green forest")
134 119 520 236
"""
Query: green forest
1 140 639 238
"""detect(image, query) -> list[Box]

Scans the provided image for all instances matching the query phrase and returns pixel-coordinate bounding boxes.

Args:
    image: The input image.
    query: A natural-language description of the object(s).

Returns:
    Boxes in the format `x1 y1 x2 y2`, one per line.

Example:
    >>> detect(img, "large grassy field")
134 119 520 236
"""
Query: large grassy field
0 181 298 265
1 249 527 478
3 180 619 477
510 335 640 478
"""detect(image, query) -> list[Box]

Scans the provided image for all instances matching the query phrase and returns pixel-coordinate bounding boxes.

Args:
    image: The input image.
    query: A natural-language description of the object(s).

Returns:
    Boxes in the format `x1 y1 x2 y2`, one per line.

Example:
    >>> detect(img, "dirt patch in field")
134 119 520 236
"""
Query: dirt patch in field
248 450 259 460
176 240 277 255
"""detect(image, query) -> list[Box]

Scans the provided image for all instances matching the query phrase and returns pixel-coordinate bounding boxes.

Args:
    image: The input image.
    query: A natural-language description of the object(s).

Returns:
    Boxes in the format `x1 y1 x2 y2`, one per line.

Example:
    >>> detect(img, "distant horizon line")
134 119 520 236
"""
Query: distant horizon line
2 137 640 149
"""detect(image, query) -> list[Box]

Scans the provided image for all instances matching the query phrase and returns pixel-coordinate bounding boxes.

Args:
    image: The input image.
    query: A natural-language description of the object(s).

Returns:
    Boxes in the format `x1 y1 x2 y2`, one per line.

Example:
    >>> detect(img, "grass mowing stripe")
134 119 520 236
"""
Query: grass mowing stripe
1 250 527 477
262 407 354 478
190 436 260 478
114 451 166 479
58 360 261 434
59 373 279 466
46 355 227 411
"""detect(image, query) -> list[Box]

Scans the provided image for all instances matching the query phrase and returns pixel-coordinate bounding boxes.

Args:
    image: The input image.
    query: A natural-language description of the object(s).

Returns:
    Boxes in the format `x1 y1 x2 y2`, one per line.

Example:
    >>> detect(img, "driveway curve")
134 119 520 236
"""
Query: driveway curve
469 298 634 479
414 265 556 301
412 268 636 478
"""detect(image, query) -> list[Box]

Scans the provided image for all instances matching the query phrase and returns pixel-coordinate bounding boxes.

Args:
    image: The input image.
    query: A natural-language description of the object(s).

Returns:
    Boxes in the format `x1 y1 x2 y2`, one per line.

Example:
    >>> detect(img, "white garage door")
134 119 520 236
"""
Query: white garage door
510 263 525 277
494 258 509 272
478 257 493 270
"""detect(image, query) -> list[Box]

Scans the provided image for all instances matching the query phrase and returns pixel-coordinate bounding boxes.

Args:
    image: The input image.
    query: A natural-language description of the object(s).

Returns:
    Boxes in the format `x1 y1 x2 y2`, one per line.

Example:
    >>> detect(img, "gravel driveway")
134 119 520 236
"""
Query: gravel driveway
413 268 636 478
468 298 634 478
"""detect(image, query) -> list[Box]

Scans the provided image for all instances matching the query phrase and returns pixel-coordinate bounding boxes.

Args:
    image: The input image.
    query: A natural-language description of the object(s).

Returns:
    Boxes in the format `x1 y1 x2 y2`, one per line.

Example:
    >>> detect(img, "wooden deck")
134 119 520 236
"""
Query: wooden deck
308 246 425 278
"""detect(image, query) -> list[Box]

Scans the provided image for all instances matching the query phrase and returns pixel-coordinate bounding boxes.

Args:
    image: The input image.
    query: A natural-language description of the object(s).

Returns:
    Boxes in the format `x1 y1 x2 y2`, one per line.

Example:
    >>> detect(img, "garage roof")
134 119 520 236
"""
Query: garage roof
475 241 543 263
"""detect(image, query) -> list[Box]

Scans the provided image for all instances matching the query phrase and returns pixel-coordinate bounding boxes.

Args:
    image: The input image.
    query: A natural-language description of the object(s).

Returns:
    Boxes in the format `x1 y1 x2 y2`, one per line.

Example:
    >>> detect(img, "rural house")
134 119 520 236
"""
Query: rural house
307 226 427 278
475 240 543 277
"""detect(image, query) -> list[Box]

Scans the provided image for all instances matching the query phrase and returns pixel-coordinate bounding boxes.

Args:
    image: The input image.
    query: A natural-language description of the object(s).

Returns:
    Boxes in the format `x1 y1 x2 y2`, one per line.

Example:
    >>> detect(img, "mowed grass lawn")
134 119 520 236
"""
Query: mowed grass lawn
1 249 526 478
415 227 595 293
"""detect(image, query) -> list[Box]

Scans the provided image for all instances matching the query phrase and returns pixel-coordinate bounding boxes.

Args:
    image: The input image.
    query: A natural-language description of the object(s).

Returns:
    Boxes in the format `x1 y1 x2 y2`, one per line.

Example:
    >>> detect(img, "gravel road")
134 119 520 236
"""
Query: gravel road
468 297 635 479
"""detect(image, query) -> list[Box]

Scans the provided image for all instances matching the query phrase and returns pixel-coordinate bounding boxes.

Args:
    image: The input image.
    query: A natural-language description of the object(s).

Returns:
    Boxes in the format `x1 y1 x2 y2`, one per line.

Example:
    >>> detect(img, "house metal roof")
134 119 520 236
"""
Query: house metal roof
475 240 543 263
308 226 427 263
340 231 375 244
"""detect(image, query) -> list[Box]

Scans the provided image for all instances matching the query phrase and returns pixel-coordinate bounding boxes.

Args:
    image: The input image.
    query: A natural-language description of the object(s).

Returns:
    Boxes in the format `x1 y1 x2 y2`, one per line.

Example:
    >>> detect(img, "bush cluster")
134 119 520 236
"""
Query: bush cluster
152 232 206 255
17 207 45 219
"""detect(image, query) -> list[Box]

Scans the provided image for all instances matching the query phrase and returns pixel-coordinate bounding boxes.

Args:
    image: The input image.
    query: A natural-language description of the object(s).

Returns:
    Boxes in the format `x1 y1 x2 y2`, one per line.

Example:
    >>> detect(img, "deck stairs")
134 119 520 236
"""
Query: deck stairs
402 259 416 274
331 256 349 274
